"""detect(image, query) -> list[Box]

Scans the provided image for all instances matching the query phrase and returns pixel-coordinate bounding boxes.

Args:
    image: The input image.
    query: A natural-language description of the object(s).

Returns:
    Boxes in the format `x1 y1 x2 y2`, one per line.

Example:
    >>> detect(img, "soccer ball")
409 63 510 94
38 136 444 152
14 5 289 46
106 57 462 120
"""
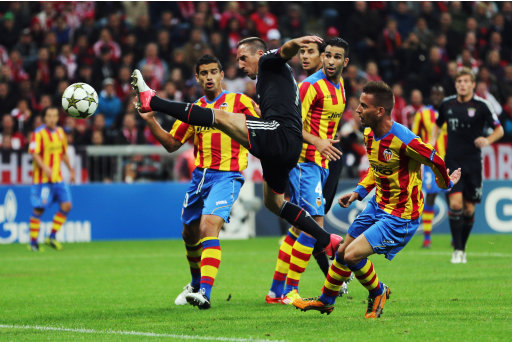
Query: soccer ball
61 82 99 118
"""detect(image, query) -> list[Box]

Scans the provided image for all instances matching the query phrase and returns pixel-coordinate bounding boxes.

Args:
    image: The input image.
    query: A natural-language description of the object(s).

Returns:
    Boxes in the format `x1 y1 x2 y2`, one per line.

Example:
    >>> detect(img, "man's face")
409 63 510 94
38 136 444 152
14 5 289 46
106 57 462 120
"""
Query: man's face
322 45 348 80
430 89 445 107
356 93 382 128
455 74 475 98
44 108 59 129
299 43 322 74
196 63 223 93
236 44 261 80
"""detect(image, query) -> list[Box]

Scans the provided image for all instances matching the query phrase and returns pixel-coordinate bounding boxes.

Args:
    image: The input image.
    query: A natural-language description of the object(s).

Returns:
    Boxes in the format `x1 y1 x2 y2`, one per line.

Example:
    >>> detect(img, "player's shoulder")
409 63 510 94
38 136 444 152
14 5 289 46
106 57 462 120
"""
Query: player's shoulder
390 121 417 145
473 95 494 112
303 69 325 85
34 125 46 134
441 95 457 105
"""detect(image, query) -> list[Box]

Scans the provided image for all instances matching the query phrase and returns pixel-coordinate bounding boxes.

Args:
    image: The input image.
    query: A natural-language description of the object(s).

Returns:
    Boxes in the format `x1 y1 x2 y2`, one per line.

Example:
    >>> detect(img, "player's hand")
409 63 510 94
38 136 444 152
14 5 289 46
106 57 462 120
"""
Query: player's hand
43 165 53 179
69 168 76 184
250 100 261 117
137 107 155 121
474 136 489 148
315 138 342 161
338 192 358 208
448 168 461 186
296 35 323 47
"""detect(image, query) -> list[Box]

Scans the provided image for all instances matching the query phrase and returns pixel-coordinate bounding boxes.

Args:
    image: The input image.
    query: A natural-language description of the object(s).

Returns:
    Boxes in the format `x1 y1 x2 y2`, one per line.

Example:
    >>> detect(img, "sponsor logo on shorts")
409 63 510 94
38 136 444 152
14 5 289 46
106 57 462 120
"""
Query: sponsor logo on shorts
383 240 395 244
216 200 227 205
316 197 322 207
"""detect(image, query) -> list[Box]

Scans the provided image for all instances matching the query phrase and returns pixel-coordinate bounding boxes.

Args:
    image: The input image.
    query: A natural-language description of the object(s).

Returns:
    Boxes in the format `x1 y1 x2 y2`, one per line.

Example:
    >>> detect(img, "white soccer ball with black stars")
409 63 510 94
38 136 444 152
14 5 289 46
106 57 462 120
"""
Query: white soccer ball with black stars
61 82 99 118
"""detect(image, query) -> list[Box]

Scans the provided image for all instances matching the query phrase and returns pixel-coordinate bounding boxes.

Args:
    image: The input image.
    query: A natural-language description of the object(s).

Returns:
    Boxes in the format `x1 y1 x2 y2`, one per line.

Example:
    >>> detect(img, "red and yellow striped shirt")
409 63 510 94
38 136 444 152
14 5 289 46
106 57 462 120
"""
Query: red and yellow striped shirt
29 125 68 184
355 122 451 220
411 106 448 159
299 69 346 168
170 91 258 171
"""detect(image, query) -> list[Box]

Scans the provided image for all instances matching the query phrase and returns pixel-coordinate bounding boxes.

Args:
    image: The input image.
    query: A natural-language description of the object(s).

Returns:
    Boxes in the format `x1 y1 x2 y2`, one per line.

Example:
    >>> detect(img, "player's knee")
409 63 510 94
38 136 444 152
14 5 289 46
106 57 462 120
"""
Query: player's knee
343 250 361 266
61 202 72 213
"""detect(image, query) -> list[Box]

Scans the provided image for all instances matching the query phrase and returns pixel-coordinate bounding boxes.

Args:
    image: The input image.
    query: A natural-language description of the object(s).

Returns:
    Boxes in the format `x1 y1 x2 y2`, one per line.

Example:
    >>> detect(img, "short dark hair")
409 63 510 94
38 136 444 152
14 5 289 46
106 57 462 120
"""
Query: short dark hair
303 33 326 54
195 54 223 74
237 37 267 53
362 81 395 115
42 106 59 118
324 37 349 56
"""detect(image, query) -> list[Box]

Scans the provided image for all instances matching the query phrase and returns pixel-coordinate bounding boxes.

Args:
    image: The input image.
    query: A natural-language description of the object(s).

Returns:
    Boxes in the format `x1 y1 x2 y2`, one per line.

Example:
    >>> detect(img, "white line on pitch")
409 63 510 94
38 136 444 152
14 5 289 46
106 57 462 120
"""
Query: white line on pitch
0 324 283 342
405 250 512 258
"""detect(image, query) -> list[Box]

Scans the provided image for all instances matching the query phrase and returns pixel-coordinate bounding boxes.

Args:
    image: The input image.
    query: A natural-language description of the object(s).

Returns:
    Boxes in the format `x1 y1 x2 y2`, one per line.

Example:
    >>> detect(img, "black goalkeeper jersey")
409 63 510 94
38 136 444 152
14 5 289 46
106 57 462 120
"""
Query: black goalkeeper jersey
437 94 501 161
256 49 302 136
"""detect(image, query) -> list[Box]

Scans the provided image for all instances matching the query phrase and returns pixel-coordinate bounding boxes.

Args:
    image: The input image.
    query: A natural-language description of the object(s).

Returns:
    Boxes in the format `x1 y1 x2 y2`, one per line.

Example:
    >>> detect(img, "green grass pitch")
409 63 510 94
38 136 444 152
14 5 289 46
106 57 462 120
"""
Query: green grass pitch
1 234 512 341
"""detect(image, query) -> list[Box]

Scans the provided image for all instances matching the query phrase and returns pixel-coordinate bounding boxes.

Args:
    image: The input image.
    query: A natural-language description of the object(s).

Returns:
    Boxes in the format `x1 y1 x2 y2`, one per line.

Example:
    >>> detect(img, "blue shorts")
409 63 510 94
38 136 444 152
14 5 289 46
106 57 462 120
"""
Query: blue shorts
289 162 329 216
422 166 444 195
181 168 244 225
31 182 72 209
348 197 420 260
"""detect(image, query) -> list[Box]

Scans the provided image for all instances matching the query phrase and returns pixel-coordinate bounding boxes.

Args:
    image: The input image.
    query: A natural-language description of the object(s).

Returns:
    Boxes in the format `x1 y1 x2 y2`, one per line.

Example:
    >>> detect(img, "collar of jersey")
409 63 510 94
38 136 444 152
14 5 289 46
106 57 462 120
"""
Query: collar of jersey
42 124 56 133
203 91 227 104
319 69 341 89
374 121 395 141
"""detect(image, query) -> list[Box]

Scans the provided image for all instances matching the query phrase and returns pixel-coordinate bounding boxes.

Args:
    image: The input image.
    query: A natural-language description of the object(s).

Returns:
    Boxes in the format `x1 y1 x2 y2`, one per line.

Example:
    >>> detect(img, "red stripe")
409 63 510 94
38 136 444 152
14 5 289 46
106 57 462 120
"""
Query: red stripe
200 276 215 286
293 209 303 224
377 135 392 163
323 121 337 168
366 133 373 155
392 143 410 217
410 185 421 220
326 81 338 105
409 139 449 187
209 133 222 169
362 273 378 288
305 83 324 162
284 235 296 246
273 271 287 281
289 264 306 273
331 265 351 278
379 177 391 205
322 286 339 297
202 257 221 268
340 81 346 104
174 122 190 141
299 82 311 100
291 248 312 261
356 262 373 280
326 273 343 286
187 104 194 122
230 139 240 171
278 250 291 263
197 134 204 167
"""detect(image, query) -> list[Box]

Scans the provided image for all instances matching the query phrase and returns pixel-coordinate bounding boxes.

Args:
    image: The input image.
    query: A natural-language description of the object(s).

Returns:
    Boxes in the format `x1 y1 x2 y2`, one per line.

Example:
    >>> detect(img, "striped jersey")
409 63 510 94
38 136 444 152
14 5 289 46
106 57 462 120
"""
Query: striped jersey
298 69 346 168
29 125 68 184
170 91 258 171
411 105 448 158
355 122 451 220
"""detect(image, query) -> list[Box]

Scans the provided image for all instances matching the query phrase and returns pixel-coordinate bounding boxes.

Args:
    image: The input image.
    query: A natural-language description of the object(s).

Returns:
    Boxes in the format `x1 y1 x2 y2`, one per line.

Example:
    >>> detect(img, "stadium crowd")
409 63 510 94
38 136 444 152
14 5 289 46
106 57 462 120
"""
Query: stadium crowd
1 1 512 182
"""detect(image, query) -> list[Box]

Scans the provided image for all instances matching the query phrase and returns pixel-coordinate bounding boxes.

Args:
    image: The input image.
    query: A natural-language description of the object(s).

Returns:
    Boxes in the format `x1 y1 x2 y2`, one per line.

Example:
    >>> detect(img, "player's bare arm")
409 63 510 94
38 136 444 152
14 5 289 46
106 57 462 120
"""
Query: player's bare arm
138 110 183 153
429 124 441 146
280 36 323 60
302 130 342 161
62 154 76 183
474 125 504 148
31 153 52 179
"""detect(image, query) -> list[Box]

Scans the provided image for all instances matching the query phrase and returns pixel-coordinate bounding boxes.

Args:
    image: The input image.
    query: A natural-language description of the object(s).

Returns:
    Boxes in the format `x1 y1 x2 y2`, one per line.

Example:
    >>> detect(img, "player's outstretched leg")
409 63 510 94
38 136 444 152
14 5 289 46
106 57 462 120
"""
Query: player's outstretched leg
131 69 215 127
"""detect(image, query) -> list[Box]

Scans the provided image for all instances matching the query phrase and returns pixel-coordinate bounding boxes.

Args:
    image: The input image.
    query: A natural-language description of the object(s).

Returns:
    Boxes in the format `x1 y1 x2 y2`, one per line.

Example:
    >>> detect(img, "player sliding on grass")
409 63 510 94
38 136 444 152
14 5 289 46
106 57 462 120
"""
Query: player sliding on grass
138 55 258 310
131 37 343 295
293 81 461 318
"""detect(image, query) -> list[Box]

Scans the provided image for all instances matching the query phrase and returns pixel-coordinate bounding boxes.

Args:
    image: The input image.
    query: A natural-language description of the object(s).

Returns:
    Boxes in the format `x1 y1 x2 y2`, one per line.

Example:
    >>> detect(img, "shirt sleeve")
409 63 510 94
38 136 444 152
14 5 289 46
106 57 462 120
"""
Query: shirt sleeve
436 101 446 127
259 49 287 70
299 82 316 123
28 132 40 154
406 137 451 189
169 120 194 144
481 99 502 128
237 94 260 118
354 167 376 200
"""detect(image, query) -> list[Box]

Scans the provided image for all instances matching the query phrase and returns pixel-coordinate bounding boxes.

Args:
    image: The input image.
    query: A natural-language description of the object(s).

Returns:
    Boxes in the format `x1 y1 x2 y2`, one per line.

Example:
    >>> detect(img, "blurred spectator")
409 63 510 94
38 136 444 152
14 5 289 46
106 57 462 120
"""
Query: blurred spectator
456 48 479 75
43 30 60 60
412 17 434 48
92 45 118 89
88 129 114 182
390 2 415 38
72 11 96 43
115 66 133 102
133 14 156 51
58 43 77 80
436 12 462 60
249 2 278 40
448 1 469 35
475 81 502 116
0 113 26 150
279 3 305 39
339 96 366 178
97 78 123 128
364 61 382 82
137 42 169 90
0 82 17 114
419 47 447 97
502 95 512 140
73 34 95 67
27 47 56 93
156 29 174 65
0 11 20 49
209 31 228 64
14 28 38 64
183 28 208 70
122 2 149 26
486 50 505 84
115 112 146 145
502 65 512 101
75 63 94 86
35 2 56 31
53 15 71 45
223 64 246 93
266 28 281 50
391 83 408 127
6 49 28 83
377 18 401 83
10 98 32 133
402 89 424 128
219 2 245 31
93 28 121 62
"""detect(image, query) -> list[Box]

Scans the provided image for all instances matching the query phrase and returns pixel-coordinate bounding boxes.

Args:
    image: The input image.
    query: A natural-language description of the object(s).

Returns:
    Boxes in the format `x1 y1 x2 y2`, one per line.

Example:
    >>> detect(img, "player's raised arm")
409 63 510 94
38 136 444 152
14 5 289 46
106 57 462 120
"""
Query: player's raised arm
138 109 186 153
279 36 324 60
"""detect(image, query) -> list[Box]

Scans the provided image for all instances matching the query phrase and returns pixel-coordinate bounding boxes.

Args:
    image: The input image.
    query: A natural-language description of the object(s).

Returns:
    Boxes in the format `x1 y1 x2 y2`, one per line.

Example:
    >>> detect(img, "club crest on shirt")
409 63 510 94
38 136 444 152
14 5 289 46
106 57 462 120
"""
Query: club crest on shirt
468 107 476 117
219 102 229 111
383 148 393 162
316 197 322 207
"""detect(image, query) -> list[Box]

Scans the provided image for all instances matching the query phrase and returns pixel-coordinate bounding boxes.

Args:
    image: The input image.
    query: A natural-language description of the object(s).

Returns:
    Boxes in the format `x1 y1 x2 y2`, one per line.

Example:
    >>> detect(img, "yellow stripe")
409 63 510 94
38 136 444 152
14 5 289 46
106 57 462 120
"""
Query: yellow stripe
202 248 221 260
324 280 342 292
201 265 219 278
200 237 218 243
276 259 290 274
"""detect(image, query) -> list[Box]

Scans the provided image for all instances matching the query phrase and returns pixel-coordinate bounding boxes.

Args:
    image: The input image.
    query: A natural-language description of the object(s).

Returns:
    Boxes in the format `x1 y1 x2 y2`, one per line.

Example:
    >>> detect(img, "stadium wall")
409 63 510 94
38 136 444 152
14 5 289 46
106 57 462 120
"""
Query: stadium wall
0 180 510 244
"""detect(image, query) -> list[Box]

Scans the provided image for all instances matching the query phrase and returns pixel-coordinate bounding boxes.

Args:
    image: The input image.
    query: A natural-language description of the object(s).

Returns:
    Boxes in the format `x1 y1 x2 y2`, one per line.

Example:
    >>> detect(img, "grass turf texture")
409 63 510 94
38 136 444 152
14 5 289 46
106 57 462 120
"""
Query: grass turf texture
1 234 511 342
